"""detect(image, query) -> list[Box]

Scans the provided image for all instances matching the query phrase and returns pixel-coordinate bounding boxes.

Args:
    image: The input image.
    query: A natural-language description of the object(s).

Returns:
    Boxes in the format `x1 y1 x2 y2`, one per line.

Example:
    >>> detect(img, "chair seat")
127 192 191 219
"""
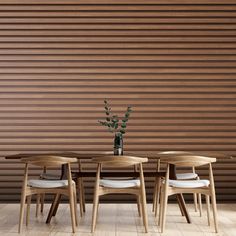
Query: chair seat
176 172 198 180
169 179 210 188
40 173 61 180
100 179 140 188
28 179 72 188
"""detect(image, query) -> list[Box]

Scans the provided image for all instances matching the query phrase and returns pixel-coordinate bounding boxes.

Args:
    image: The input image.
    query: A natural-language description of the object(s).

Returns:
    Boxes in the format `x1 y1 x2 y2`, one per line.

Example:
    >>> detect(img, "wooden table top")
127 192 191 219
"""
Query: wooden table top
4 151 231 160
4 151 153 160
4 152 107 159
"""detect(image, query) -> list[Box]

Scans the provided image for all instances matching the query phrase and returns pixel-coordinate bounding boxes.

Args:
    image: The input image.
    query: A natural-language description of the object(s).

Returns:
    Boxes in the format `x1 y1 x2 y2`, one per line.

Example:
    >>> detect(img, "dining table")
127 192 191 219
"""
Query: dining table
6 151 227 225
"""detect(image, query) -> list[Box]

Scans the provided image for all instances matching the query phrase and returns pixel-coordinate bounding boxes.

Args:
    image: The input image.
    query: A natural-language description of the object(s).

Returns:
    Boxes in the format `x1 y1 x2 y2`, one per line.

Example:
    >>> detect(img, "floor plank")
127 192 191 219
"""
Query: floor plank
0 203 235 236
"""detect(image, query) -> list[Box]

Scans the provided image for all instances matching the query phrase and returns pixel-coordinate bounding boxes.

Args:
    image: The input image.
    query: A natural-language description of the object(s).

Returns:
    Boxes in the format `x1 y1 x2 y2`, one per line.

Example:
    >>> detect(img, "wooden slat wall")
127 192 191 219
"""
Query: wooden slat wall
0 0 236 202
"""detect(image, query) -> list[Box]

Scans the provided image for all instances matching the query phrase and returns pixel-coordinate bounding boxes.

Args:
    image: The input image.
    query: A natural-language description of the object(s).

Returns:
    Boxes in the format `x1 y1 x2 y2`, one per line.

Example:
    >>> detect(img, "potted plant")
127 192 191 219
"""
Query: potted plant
98 99 132 155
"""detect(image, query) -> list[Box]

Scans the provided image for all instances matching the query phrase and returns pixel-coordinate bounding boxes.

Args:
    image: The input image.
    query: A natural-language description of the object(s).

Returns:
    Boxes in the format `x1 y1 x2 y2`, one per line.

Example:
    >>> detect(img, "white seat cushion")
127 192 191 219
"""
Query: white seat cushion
28 179 71 188
100 179 140 188
176 172 198 180
169 179 210 188
40 173 61 180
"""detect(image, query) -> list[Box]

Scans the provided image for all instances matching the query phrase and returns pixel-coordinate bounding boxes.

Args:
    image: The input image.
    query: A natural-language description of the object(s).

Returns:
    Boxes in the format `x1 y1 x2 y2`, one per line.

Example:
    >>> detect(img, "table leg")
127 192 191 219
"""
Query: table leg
169 164 191 224
52 194 61 216
46 164 67 223
46 194 61 224
176 194 191 223
176 194 185 216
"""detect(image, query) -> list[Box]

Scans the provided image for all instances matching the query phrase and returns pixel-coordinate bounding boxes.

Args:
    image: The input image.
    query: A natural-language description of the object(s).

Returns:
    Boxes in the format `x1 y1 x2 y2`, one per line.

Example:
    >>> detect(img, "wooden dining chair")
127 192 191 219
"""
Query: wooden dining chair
91 155 149 233
158 155 218 233
36 166 60 216
18 156 78 233
152 151 201 217
35 159 86 217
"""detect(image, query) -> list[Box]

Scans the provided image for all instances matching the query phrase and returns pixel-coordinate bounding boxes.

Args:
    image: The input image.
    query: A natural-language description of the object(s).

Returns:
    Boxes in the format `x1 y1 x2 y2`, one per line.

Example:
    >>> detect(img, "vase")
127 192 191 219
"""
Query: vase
113 134 123 155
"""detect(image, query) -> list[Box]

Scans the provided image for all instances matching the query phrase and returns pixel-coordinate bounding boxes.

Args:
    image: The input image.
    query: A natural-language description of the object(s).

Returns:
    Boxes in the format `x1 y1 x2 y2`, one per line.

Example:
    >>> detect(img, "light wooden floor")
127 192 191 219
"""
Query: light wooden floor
0 203 235 236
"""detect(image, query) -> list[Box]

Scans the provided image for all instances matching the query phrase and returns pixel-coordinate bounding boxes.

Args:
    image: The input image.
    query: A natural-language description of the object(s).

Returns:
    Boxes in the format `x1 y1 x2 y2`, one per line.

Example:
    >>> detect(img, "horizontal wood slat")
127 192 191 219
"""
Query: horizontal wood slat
0 62 235 67
2 48 236 54
0 37 235 42
3 26 236 31
1 5 236 10
0 0 235 203
0 42 235 49
2 12 236 17
1 0 236 4
2 18 236 24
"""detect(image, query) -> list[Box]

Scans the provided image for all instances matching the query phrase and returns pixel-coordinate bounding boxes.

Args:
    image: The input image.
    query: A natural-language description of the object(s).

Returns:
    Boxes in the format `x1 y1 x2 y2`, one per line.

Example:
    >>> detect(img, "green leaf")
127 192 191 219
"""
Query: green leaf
121 123 126 128
112 115 119 123
114 123 119 129
98 120 109 127
106 117 110 122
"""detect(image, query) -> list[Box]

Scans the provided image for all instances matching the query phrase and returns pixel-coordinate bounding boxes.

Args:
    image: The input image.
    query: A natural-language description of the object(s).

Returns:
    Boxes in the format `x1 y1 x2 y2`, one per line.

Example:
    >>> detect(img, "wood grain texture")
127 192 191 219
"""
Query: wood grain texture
0 204 236 235
0 0 236 203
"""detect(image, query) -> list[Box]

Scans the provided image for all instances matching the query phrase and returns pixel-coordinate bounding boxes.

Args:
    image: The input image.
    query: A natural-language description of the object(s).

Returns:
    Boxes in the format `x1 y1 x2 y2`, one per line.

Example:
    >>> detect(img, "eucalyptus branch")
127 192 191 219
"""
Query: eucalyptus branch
98 99 132 136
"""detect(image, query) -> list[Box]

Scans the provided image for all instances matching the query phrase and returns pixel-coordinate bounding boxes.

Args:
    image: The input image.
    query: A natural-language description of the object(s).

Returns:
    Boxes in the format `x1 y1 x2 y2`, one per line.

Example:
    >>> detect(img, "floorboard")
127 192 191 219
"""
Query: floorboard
0 203 235 236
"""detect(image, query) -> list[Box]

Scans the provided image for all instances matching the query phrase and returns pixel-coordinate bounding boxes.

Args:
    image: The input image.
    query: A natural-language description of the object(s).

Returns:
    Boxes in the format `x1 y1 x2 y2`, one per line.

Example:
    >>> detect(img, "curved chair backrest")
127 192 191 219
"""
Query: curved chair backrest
165 155 216 167
159 151 193 155
92 155 148 168
158 151 194 164
21 155 78 167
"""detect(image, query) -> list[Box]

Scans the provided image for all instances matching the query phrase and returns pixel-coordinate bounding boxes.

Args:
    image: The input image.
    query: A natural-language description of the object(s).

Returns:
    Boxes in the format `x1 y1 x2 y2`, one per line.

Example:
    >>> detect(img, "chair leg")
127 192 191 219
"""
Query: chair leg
193 193 198 212
137 195 142 217
198 193 202 217
78 178 84 217
69 186 76 233
18 192 26 233
140 194 148 233
96 199 99 219
152 177 158 212
73 186 78 226
36 194 40 217
140 188 148 233
81 178 86 213
206 195 211 226
161 188 168 233
40 193 45 213
91 191 99 233
154 177 161 217
211 194 219 233
158 187 163 226
26 195 31 226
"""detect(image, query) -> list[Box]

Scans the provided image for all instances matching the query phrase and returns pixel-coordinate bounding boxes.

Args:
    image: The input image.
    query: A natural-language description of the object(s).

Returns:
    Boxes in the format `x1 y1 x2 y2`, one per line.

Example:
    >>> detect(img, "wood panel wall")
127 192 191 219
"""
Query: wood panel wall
0 0 236 202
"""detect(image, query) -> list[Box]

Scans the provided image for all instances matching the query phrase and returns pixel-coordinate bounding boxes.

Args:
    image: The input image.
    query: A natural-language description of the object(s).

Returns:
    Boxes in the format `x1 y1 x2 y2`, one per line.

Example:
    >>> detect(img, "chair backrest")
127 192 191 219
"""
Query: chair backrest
92 155 148 168
21 155 78 167
164 155 216 167
159 151 192 155
158 151 193 164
